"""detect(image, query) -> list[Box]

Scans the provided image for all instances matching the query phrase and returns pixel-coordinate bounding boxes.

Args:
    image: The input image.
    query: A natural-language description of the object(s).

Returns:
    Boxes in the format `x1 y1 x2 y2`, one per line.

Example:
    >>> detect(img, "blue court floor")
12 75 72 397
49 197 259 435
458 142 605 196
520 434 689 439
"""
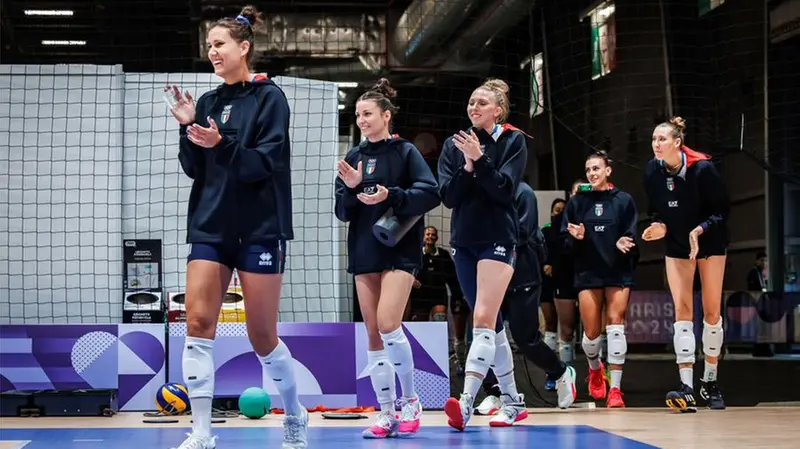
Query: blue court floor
1 426 658 449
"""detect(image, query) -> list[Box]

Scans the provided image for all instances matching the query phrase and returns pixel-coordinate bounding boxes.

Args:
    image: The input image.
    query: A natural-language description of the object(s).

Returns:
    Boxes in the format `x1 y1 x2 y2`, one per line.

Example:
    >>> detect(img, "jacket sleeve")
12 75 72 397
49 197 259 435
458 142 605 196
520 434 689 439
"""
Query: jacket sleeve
643 165 662 224
387 146 441 216
471 132 528 206
621 194 639 239
516 186 537 244
177 94 207 178
214 85 291 183
561 197 581 255
437 139 473 209
697 161 730 233
334 151 361 222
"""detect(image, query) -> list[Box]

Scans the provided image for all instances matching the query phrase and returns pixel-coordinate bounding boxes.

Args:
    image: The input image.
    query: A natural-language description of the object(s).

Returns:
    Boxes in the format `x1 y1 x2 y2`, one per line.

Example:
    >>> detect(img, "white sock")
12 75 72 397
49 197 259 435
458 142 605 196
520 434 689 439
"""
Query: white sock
679 367 694 389
558 340 574 364
703 361 718 383
610 370 622 389
367 349 396 414
544 332 558 352
581 334 601 370
380 327 416 399
493 329 519 401
258 339 302 416
182 336 215 438
191 397 212 436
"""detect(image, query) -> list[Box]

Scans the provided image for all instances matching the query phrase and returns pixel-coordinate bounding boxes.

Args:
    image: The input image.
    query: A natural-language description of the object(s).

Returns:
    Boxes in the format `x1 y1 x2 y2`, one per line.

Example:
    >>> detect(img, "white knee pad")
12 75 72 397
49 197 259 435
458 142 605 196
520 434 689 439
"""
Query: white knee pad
465 327 496 377
493 328 514 378
673 321 696 364
380 327 414 375
702 318 724 358
605 325 627 365
182 336 215 398
367 349 397 405
581 333 601 359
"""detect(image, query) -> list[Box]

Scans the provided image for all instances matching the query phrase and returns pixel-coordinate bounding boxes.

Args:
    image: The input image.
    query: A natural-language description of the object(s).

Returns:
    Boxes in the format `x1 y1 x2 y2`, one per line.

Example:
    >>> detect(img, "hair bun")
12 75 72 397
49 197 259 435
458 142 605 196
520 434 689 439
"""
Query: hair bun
482 78 510 96
239 5 261 26
669 116 686 132
370 78 397 101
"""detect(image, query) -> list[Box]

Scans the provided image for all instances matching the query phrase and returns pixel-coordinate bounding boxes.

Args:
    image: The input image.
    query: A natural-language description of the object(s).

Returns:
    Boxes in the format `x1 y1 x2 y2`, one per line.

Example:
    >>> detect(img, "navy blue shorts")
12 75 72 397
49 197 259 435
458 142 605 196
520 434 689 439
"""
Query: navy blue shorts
187 240 287 274
451 243 516 332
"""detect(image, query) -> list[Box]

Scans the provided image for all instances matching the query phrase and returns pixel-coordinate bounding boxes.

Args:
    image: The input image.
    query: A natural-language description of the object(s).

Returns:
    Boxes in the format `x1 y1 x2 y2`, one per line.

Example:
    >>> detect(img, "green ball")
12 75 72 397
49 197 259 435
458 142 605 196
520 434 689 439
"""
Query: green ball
238 387 271 419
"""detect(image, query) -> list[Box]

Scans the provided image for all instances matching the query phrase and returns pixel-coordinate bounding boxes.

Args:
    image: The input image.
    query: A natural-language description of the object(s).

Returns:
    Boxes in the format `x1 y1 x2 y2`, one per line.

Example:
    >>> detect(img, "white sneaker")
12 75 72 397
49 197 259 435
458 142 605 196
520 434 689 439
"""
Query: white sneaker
171 433 216 449
281 408 309 449
444 393 473 431
474 395 502 416
489 393 528 427
556 365 577 409
361 412 399 439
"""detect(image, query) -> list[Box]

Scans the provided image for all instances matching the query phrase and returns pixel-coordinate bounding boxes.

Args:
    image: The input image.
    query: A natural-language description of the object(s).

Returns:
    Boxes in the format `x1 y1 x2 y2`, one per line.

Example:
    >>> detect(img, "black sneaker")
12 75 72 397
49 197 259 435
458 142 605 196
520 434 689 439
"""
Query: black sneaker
665 383 697 413
700 381 726 410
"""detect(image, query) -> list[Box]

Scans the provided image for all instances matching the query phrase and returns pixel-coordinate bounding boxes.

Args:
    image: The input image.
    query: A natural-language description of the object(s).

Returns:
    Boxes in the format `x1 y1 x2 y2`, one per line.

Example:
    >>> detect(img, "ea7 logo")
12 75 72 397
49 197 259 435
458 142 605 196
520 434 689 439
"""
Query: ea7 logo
594 225 605 232
668 201 679 208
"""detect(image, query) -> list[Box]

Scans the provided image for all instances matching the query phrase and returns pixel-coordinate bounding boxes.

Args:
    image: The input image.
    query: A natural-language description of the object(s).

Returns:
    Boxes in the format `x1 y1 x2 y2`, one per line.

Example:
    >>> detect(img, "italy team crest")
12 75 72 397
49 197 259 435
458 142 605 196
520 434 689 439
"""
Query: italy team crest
666 177 675 191
594 203 603 216
366 158 377 175
221 105 232 124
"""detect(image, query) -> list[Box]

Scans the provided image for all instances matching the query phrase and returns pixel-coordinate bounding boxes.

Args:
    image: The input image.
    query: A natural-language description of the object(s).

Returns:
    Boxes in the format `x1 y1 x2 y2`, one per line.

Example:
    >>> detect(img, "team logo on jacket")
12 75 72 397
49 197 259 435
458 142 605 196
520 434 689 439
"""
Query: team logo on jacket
221 105 232 124
666 177 675 191
594 203 603 216
366 158 377 175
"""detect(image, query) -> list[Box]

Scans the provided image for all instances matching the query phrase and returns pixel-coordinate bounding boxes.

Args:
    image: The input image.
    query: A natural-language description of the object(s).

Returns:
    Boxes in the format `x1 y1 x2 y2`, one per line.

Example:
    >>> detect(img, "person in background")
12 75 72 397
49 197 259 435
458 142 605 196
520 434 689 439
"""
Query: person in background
410 226 468 373
747 251 768 292
540 198 565 391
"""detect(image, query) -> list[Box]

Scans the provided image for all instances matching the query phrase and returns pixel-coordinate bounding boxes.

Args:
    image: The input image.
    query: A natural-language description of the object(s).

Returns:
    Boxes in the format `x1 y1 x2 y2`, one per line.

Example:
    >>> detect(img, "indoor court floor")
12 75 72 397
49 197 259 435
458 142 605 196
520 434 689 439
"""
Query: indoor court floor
1 407 798 449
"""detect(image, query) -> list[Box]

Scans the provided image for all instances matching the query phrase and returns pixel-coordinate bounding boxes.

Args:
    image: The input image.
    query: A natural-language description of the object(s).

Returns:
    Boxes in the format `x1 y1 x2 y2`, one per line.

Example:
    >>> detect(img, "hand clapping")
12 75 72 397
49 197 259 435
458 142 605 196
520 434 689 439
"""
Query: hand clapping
568 223 585 240
186 117 222 148
357 185 389 205
641 222 667 241
165 85 196 125
453 130 483 161
337 160 363 189
616 236 636 254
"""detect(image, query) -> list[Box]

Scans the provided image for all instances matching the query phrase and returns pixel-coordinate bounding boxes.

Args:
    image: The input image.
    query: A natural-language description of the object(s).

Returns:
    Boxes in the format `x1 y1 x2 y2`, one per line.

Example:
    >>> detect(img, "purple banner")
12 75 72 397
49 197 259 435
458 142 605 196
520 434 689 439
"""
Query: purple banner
625 290 795 344
0 324 166 411
168 322 450 410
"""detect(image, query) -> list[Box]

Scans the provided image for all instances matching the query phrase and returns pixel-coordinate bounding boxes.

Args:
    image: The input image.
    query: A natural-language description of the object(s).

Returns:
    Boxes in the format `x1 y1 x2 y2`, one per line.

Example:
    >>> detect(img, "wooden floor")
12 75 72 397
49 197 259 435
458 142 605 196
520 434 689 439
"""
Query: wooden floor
2 407 799 448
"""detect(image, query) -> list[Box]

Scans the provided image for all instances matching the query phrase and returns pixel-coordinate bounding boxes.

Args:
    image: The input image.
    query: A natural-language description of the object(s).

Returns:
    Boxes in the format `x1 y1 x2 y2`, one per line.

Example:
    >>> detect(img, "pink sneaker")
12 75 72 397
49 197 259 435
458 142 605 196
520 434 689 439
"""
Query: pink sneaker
361 412 399 439
397 396 422 437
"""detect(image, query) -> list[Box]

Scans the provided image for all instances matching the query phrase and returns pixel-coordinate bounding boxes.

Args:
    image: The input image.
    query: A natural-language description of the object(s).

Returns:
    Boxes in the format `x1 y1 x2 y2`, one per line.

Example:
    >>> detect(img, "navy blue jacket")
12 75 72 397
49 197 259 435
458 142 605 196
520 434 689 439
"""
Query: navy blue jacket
437 124 529 248
335 136 440 275
510 182 546 290
542 213 574 289
178 76 293 244
643 147 730 258
561 187 639 289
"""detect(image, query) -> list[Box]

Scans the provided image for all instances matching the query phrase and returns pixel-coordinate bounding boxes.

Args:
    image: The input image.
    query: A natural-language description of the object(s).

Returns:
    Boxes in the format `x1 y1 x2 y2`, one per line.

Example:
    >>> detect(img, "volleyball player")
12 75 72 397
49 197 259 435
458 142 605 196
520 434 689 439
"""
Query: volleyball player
335 78 440 438
489 181 578 426
562 151 639 408
437 79 572 432
165 6 306 449
546 182 583 372
540 198 566 391
642 117 729 411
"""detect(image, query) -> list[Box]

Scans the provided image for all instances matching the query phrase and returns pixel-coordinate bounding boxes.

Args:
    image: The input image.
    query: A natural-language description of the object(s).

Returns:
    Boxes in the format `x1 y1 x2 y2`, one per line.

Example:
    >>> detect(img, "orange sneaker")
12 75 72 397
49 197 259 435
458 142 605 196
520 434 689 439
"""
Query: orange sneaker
606 387 625 408
587 362 608 400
